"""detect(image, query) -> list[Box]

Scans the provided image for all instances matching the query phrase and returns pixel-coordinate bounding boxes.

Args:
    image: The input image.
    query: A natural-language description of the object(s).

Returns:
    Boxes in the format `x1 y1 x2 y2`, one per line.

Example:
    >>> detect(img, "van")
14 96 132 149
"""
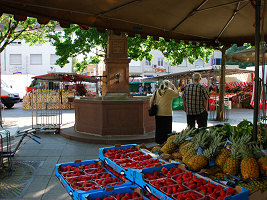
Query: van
1 80 20 108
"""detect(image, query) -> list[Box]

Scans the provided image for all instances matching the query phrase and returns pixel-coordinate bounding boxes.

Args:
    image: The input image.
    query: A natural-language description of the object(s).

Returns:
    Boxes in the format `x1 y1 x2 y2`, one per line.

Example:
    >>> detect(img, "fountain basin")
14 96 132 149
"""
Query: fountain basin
74 97 155 136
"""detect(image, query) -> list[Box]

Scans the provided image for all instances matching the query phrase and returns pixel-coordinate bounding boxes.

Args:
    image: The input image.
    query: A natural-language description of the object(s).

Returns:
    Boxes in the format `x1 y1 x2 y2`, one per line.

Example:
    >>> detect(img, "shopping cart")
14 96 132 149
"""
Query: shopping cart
0 128 41 178
31 90 62 134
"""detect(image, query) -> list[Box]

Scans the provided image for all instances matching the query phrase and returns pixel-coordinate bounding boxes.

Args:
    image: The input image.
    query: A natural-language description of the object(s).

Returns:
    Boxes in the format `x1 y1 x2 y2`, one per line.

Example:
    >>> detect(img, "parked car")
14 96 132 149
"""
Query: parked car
1 80 20 108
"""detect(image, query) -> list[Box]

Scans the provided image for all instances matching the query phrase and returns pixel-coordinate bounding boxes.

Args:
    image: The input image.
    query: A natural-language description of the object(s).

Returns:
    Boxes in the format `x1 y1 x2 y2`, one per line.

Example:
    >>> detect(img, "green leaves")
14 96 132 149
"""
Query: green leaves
0 14 56 52
49 26 214 71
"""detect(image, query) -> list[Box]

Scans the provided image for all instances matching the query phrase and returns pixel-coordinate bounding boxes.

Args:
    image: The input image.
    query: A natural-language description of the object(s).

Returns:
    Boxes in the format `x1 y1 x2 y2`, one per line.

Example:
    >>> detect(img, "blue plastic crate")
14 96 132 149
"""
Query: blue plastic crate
134 163 249 200
82 184 151 200
55 159 132 200
134 163 180 200
99 144 166 182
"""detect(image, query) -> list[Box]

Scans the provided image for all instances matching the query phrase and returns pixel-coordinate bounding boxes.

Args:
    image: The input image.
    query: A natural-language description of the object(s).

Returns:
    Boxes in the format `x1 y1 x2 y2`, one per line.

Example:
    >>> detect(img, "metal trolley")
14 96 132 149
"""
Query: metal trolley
31 89 62 134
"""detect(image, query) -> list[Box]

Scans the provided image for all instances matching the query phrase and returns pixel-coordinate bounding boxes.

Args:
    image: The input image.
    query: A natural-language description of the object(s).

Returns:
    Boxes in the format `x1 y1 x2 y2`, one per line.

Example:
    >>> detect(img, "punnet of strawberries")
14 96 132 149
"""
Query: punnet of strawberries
93 192 144 200
59 163 124 191
173 191 203 200
104 146 166 169
142 167 236 199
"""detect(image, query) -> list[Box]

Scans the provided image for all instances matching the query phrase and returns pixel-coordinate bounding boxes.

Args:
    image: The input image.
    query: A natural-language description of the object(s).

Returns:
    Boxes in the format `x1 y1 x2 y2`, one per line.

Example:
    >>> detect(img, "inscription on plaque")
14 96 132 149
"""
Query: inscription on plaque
111 40 125 54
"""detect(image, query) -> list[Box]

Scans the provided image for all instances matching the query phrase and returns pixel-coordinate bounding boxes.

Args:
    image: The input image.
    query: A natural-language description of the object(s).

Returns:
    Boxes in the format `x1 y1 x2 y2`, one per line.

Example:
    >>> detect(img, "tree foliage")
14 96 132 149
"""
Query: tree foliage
48 24 214 72
226 44 254 68
0 14 56 53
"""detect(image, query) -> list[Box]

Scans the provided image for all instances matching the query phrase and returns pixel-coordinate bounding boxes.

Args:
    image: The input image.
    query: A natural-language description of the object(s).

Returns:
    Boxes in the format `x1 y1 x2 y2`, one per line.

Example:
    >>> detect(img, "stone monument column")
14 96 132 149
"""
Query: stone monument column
104 31 131 97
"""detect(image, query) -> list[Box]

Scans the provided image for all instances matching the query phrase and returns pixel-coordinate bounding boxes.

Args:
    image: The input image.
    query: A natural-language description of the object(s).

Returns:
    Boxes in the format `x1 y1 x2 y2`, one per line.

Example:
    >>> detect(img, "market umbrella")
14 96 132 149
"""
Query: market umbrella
0 0 266 46
226 47 267 62
0 0 266 139
33 73 98 83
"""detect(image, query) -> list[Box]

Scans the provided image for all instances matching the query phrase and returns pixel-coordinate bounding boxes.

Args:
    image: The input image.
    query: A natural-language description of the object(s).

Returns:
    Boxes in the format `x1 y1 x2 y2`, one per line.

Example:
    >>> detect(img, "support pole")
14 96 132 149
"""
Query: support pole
253 0 261 141
216 46 227 121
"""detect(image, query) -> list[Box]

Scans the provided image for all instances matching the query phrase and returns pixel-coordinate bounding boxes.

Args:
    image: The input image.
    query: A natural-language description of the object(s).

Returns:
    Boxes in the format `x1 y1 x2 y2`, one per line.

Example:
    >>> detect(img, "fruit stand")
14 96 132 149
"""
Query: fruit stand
22 73 98 110
55 122 267 200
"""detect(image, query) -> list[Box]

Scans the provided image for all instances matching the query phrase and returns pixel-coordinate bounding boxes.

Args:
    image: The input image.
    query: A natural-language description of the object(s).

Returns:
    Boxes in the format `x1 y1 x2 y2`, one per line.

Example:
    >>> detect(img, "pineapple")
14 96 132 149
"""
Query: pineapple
167 135 176 142
161 141 177 154
179 141 193 155
172 152 182 159
258 157 267 176
182 150 197 165
174 128 196 147
161 128 196 154
215 148 230 169
222 136 244 176
222 150 240 176
239 144 260 180
188 134 224 172
252 145 267 176
151 146 162 154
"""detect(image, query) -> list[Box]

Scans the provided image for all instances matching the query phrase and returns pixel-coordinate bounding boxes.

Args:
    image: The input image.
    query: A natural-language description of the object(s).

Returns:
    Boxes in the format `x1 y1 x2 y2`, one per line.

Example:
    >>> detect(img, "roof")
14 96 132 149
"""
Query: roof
226 47 267 62
33 73 98 83
0 0 266 46
144 66 254 81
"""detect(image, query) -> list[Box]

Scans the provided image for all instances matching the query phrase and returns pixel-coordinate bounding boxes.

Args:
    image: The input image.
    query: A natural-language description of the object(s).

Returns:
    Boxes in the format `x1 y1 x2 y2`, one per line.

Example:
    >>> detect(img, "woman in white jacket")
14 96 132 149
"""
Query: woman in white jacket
150 80 179 144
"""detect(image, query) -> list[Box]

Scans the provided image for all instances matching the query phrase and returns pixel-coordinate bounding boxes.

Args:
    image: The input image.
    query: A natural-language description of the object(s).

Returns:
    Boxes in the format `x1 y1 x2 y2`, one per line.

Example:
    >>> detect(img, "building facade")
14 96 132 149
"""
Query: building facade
0 40 72 98
129 50 222 77
1 40 72 75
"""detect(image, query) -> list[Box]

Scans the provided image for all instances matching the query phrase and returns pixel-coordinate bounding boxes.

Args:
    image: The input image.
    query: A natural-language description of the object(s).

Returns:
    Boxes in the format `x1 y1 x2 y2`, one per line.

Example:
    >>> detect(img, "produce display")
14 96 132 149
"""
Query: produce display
142 166 236 200
149 121 267 195
58 162 125 191
103 146 166 169
23 89 75 110
56 123 267 200
92 192 144 200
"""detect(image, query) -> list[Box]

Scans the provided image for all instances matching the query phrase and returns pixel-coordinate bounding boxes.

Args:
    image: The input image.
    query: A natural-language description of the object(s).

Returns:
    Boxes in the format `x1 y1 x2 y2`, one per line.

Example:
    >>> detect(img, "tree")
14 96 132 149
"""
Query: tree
48 24 214 72
226 44 254 68
0 14 56 53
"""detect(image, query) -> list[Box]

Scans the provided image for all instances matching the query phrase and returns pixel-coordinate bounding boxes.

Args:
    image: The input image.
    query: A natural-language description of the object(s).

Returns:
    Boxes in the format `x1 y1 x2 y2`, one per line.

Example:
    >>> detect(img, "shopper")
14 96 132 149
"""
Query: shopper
182 73 209 128
139 85 143 94
150 80 179 144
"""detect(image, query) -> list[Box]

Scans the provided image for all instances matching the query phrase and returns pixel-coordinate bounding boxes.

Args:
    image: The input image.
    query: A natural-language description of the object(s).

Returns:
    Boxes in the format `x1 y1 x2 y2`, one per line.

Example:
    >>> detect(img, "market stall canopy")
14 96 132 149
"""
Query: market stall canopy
144 66 254 81
0 0 266 46
226 47 267 62
33 73 98 83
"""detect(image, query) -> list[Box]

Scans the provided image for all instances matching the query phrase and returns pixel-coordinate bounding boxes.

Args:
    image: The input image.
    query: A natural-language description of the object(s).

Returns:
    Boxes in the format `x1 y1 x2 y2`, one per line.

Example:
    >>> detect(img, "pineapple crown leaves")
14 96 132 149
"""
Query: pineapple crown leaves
239 143 254 159
203 134 224 160
228 134 254 160
229 142 242 160
191 131 212 151
173 127 196 145
251 144 265 159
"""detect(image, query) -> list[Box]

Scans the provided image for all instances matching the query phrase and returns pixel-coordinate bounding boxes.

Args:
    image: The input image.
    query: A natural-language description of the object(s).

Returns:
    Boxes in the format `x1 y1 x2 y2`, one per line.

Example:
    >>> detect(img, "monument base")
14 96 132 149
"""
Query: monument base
74 97 155 136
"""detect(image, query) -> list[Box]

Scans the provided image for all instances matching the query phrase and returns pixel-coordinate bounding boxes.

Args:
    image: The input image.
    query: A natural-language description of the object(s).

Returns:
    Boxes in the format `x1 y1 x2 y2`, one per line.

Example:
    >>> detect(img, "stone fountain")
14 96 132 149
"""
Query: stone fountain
74 32 155 137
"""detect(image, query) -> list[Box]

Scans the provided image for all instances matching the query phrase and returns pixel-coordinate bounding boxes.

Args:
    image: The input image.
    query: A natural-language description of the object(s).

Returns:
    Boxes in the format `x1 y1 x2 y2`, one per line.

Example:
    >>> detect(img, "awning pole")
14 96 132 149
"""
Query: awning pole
253 0 261 141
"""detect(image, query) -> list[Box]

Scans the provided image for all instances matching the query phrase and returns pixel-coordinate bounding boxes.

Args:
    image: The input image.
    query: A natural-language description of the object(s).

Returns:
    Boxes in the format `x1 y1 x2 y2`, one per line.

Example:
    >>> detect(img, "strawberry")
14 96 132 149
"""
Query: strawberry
161 167 168 174
166 187 172 195
211 192 217 199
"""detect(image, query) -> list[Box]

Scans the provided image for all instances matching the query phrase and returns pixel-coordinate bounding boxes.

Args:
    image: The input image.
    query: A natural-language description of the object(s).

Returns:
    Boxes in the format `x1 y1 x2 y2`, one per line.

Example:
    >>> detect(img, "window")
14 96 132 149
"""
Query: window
212 58 221 65
30 54 42 65
10 41 22 45
158 58 164 66
145 59 151 66
50 54 59 65
10 54 22 65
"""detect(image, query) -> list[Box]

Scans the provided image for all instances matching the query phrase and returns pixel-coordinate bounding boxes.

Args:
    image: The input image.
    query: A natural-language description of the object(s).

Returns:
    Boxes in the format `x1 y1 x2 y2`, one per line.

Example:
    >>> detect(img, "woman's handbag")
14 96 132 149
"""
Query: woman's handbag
148 90 158 116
